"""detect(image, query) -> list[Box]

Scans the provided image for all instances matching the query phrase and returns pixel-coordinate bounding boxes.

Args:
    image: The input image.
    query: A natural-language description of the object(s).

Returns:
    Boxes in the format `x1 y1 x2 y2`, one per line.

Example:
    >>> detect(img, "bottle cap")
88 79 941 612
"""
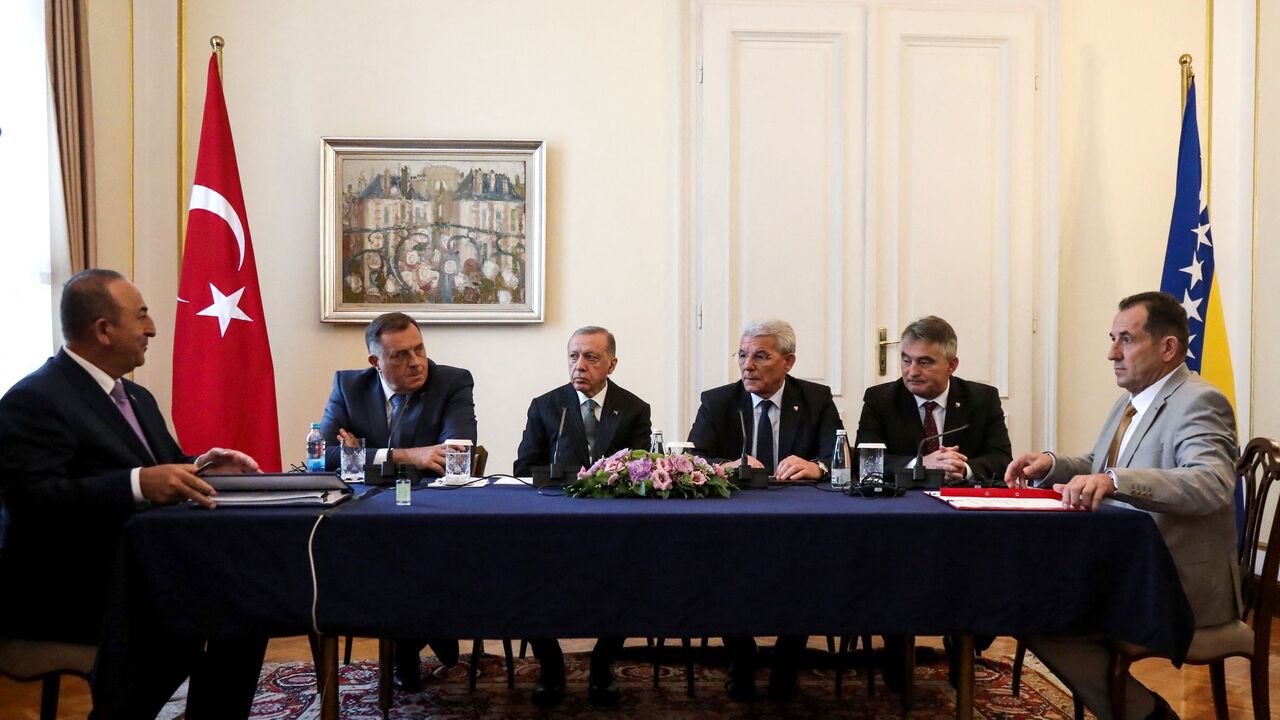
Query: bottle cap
310 422 321 429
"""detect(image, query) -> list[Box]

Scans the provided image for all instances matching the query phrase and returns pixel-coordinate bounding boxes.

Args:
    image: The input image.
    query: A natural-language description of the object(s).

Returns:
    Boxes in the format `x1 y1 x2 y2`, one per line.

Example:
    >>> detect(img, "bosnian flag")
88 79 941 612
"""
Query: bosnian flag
173 52 282 471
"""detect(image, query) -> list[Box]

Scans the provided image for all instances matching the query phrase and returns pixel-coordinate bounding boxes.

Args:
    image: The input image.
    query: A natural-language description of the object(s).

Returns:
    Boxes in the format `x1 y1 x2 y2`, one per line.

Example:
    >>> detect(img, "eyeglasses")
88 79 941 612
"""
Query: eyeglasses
734 351 777 364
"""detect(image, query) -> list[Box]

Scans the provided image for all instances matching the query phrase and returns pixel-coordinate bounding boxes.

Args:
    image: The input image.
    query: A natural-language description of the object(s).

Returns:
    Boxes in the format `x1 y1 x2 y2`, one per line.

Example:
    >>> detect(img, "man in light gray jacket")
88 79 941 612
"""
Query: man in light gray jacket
1005 290 1239 720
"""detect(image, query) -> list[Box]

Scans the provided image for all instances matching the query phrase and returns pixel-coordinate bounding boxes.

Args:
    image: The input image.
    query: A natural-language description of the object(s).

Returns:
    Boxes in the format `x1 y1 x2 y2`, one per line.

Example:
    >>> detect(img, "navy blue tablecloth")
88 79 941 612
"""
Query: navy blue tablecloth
120 484 1195 662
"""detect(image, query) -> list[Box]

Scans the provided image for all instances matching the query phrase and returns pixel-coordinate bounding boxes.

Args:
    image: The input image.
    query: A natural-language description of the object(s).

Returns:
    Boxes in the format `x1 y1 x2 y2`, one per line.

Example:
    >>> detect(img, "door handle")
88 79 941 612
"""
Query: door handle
877 327 900 376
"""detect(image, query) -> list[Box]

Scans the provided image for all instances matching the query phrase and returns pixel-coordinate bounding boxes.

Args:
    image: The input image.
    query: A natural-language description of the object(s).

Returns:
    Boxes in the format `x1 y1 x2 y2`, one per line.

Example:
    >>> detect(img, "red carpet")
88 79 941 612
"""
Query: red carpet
239 649 1083 719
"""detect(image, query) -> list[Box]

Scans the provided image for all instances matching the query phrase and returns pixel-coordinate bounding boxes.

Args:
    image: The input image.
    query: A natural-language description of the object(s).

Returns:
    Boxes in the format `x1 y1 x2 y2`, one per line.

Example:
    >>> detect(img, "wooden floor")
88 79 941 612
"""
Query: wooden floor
2 634 1277 718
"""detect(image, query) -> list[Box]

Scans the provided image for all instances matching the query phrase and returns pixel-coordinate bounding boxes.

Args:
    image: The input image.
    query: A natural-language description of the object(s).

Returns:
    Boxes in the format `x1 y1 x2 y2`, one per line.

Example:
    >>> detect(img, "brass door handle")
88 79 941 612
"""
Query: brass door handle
878 327 900 376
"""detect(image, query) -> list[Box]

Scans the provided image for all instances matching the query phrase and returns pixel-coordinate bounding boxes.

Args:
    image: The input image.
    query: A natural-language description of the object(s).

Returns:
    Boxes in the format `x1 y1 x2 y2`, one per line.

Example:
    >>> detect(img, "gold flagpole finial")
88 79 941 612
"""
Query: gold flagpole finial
210 36 224 78
1179 53 1194 113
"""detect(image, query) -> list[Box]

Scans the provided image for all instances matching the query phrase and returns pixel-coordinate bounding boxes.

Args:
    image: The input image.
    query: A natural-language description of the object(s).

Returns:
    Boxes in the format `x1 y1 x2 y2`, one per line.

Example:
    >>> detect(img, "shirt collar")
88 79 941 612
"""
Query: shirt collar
1129 368 1177 416
913 382 951 410
64 346 117 394
751 379 786 409
576 380 609 407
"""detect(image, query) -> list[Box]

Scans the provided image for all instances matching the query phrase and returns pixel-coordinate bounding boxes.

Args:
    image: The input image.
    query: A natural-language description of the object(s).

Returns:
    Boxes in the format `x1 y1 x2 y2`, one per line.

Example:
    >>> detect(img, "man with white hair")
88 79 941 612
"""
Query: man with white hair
687 318 842 701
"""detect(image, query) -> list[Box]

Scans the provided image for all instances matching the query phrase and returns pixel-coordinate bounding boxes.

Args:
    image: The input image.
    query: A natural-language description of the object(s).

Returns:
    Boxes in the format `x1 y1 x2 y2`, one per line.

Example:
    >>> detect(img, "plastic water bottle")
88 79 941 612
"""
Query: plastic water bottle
306 422 325 472
831 429 852 488
649 430 665 454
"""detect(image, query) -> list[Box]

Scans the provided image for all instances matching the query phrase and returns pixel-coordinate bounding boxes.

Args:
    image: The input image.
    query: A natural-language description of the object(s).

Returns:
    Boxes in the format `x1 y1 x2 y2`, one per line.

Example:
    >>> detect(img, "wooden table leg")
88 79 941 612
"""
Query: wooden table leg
954 633 974 720
319 634 339 720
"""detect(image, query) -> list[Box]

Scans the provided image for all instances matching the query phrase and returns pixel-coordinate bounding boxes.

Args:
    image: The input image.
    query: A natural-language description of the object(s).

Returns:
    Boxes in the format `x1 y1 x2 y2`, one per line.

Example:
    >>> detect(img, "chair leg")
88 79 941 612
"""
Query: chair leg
1074 694 1085 720
826 635 836 653
377 638 393 719
343 635 354 665
502 639 516 689
39 675 60 720
1208 659 1229 720
862 634 875 696
1108 653 1131 720
653 637 665 688
469 639 482 691
682 637 695 697
834 635 851 698
1251 656 1270 720
1011 640 1026 696
519 638 528 658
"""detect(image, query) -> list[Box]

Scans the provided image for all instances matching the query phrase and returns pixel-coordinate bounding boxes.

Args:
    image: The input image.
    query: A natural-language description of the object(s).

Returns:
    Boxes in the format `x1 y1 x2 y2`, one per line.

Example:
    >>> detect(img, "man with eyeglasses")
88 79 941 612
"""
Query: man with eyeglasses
513 325 652 707
319 311 476 692
687 318 841 701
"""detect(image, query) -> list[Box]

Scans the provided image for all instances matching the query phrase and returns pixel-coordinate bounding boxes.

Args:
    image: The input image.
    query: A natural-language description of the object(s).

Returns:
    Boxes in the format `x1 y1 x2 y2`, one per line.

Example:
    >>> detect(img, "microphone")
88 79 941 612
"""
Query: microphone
551 405 567 469
912 423 971 483
735 408 767 489
738 408 750 469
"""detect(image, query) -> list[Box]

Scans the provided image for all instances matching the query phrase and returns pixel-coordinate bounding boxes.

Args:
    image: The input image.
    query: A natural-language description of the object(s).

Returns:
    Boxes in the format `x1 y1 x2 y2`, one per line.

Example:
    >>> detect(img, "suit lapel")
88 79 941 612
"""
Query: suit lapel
55 352 154 466
943 379 970 436
778 379 802 458
595 384 623 457
1090 396 1131 472
1117 366 1187 468
561 385 591 464
895 381 926 448
365 375 392 446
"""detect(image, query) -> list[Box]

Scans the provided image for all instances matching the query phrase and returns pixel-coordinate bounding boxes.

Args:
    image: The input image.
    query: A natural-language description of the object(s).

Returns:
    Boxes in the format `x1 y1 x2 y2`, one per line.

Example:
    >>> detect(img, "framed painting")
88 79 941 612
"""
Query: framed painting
320 138 545 323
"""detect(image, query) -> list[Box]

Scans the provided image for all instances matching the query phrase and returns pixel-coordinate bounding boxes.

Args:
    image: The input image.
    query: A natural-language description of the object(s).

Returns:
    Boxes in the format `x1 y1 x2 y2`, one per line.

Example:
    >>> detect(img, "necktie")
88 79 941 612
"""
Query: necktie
756 400 775 473
922 400 941 455
111 380 156 463
582 399 598 459
1105 403 1138 468
388 393 408 447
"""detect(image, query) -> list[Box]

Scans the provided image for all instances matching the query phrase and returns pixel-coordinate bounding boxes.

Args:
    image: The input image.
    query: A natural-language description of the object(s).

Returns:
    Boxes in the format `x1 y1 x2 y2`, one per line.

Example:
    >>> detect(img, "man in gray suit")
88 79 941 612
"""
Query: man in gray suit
1005 291 1239 720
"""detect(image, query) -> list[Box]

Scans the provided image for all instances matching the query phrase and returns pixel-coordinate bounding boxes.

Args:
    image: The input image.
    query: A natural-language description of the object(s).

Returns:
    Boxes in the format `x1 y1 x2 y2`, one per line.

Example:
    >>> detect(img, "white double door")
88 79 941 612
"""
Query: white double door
691 0 1050 452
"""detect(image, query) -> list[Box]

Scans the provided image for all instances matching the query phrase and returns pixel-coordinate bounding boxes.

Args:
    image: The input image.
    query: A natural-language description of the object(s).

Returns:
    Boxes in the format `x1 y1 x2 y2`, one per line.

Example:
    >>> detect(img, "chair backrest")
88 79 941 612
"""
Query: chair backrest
1235 436 1280 624
472 445 489 478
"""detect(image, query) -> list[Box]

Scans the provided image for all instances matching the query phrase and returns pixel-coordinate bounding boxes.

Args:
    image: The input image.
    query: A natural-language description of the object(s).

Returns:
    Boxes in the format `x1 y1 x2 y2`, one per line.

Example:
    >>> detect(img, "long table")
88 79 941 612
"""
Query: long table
115 482 1195 718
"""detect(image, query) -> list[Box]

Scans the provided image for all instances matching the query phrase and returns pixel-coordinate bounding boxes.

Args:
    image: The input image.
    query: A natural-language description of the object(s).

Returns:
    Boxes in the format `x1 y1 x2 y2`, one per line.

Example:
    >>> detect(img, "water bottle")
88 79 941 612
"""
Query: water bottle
649 430 665 455
306 422 325 472
830 429 852 488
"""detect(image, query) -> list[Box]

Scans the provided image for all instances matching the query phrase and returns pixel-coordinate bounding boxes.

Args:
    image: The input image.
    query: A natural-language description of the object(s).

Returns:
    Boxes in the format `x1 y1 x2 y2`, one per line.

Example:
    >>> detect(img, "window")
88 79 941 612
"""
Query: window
0 0 61 394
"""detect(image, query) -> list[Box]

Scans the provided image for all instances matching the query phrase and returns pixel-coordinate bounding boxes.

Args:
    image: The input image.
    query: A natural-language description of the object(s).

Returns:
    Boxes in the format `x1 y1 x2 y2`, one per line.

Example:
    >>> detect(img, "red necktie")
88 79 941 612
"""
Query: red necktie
922 400 940 455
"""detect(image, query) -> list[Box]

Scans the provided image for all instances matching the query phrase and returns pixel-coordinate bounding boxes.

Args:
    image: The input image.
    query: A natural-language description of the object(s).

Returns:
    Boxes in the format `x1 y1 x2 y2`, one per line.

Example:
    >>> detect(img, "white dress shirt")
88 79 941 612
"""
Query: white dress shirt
750 381 784 466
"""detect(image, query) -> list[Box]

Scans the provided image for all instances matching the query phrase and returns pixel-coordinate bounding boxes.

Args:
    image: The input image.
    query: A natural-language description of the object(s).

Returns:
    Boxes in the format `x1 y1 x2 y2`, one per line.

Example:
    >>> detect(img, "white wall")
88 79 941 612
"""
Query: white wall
85 1 1272 476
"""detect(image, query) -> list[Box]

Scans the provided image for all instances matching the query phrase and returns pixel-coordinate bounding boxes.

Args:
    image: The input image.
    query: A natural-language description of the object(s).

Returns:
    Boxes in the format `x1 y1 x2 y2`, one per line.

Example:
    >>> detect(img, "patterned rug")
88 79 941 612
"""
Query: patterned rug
234 647 1086 719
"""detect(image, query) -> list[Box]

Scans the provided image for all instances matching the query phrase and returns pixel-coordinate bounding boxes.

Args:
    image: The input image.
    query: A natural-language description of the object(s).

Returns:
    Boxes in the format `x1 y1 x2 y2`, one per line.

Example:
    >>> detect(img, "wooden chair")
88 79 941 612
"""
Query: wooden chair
0 639 96 720
1105 436 1280 720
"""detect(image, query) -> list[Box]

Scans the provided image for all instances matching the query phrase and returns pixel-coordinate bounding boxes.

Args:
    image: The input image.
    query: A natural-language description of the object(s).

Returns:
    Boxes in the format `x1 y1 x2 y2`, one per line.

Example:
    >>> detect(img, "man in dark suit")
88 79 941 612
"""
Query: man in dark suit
319 311 476 692
855 315 1012 484
0 269 265 719
1006 292 1237 720
513 326 652 706
855 315 1012 690
687 318 841 702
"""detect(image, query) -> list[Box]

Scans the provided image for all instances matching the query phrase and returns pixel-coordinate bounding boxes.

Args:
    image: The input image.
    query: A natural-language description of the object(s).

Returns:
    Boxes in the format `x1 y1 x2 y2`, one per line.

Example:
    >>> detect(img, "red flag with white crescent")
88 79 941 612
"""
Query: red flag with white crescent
173 53 282 471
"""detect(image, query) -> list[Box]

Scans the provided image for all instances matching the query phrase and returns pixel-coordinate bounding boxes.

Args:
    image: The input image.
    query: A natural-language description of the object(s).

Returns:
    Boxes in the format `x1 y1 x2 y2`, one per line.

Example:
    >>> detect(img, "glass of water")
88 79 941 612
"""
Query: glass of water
340 437 366 482
856 443 886 484
443 444 472 485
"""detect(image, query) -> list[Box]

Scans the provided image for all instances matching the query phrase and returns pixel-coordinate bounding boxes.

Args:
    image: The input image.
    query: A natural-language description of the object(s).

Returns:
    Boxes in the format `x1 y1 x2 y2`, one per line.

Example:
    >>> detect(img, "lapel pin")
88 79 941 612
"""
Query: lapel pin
612 410 619 415
792 405 799 412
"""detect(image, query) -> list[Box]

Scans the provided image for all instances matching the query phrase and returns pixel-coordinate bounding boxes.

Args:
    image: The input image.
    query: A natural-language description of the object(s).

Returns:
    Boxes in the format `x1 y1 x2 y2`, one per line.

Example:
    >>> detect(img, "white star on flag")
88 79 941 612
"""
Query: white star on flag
1187 334 1197 360
1191 222 1212 249
1181 290 1203 324
1179 255 1204 289
196 282 253 336
1199 184 1207 213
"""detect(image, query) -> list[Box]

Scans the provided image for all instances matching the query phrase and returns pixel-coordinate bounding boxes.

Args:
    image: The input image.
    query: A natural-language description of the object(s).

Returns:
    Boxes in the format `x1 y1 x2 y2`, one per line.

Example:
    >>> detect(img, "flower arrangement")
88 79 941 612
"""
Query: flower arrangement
565 449 736 499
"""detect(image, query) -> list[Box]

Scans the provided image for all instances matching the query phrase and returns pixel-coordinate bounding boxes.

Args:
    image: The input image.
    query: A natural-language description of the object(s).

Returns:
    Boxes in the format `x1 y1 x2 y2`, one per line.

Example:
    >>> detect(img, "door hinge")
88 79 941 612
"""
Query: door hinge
697 59 704 84
696 304 703 330
1034 74 1039 91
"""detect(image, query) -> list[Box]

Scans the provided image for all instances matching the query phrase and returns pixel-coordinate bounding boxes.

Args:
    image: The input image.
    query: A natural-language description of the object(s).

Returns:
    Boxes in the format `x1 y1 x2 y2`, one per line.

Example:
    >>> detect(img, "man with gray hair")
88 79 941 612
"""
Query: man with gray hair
854 315 1012 691
687 318 841 701
513 325 652 707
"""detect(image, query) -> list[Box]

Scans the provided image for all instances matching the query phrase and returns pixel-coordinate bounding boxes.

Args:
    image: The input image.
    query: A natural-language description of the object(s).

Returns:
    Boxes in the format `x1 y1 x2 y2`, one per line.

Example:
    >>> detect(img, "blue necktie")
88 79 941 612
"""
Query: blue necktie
388 393 408 447
756 399 775 473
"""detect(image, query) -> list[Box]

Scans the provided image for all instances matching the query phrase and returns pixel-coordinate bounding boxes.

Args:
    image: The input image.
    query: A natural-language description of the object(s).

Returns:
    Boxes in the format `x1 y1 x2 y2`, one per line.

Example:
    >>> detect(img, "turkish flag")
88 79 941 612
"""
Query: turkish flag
173 53 282 471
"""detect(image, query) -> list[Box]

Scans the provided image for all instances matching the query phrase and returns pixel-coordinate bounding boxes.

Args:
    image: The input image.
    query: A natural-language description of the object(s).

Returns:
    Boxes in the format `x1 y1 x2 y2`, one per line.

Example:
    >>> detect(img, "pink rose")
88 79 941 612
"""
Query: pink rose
690 470 706 486
603 459 625 474
652 468 673 491
655 456 673 473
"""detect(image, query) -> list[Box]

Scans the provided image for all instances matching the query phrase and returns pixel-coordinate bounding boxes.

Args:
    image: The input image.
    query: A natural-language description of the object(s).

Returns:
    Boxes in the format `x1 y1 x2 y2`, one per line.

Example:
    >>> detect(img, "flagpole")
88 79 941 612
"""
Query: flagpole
210 35 224 79
1179 54 1194 115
